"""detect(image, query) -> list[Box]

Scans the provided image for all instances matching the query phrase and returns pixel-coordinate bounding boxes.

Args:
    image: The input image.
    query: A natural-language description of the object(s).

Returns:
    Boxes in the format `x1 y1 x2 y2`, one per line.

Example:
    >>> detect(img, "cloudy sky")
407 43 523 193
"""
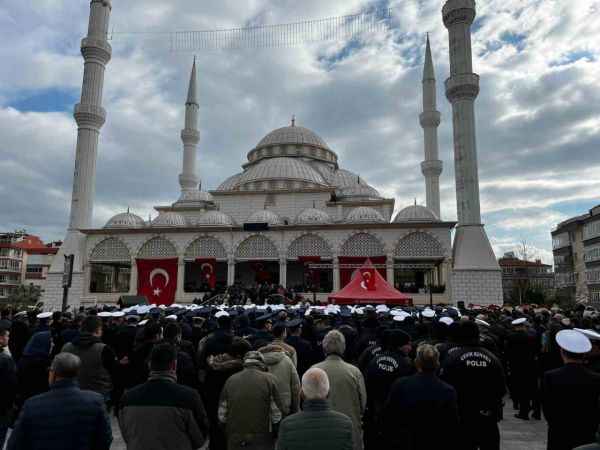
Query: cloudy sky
1 0 599 264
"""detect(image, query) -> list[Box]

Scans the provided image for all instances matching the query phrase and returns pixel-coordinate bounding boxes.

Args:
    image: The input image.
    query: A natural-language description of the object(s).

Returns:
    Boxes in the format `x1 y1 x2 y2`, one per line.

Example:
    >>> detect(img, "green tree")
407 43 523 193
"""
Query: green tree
7 284 42 310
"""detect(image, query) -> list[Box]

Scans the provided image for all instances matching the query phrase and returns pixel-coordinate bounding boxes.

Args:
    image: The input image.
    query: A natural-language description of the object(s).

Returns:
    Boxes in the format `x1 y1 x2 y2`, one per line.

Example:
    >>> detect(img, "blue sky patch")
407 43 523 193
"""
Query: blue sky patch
550 50 596 67
9 88 78 113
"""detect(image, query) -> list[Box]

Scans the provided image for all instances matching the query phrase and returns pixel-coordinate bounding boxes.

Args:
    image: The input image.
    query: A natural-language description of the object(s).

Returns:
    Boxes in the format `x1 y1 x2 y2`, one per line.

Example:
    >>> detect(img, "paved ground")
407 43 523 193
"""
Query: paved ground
110 403 547 450
3 403 548 450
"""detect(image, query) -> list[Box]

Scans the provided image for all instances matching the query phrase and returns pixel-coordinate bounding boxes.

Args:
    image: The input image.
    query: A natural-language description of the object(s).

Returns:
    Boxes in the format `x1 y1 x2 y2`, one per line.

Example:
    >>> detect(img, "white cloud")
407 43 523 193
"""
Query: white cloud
0 0 599 265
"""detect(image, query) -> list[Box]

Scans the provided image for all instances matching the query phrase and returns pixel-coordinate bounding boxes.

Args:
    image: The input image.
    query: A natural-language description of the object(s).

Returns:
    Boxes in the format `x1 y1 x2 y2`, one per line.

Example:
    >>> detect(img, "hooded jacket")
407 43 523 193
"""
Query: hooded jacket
259 344 300 416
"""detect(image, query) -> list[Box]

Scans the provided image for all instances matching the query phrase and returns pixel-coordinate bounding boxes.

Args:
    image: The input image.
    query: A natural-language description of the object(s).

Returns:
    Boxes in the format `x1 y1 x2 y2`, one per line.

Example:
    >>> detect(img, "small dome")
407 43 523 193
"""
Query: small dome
394 205 440 223
296 208 331 225
151 212 187 227
195 211 235 227
237 157 327 189
246 210 284 226
346 207 386 224
104 212 145 229
256 125 330 150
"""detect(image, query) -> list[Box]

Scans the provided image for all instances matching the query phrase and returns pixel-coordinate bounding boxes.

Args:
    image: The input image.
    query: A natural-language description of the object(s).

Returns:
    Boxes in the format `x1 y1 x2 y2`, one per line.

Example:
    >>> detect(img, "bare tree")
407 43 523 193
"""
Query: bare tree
515 239 538 262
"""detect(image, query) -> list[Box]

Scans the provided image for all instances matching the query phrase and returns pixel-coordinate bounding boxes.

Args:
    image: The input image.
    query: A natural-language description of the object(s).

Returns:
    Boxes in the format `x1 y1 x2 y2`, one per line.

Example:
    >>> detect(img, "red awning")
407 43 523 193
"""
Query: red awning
329 259 412 306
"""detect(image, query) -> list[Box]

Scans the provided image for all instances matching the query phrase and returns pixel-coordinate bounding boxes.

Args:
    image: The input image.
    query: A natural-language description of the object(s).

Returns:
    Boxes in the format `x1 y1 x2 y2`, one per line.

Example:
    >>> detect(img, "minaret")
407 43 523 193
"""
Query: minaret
420 34 443 218
443 0 502 305
44 0 113 311
69 0 112 230
178 58 200 199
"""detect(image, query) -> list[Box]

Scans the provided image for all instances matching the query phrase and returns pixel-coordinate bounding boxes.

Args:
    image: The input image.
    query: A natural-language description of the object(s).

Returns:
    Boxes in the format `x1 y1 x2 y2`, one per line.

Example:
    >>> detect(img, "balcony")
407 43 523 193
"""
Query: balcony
555 272 576 288
587 270 600 285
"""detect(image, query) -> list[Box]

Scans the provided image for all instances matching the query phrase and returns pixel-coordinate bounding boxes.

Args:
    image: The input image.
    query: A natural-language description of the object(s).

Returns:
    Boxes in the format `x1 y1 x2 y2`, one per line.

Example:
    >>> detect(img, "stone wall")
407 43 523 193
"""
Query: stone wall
451 269 503 306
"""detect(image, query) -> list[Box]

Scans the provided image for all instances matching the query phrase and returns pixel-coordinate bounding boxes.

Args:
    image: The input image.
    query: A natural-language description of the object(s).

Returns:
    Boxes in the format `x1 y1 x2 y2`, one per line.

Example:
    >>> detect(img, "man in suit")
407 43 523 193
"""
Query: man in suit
543 330 600 450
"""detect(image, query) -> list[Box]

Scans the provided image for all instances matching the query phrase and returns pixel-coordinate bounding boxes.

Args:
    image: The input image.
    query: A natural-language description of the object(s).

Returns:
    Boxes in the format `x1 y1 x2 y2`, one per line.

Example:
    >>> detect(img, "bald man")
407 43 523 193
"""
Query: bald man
276 368 353 450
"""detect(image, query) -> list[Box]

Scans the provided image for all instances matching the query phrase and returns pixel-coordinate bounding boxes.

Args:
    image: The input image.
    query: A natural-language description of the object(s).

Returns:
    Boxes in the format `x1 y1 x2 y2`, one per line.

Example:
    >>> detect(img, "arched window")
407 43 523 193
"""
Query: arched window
138 237 177 258
235 235 278 259
394 232 444 258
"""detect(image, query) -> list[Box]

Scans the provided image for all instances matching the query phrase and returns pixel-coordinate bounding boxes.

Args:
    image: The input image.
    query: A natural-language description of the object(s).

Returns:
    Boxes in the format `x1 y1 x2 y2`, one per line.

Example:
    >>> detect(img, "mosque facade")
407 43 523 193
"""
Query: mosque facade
42 0 502 310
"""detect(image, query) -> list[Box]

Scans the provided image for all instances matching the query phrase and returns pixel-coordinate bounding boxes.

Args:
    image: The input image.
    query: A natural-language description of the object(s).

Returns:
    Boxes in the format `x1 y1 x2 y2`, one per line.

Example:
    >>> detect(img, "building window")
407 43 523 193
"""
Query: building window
89 263 131 293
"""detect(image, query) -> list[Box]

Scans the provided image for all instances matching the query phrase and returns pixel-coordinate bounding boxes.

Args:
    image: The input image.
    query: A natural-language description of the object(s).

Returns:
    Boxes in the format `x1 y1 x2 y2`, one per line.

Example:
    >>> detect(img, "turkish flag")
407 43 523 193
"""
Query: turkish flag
136 258 178 306
360 268 377 291
196 258 217 289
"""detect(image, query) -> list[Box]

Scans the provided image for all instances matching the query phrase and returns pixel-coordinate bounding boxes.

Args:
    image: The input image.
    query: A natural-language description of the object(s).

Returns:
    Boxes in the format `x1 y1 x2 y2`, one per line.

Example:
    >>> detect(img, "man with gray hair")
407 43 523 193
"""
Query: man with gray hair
276 368 353 450
7 352 112 450
312 330 367 450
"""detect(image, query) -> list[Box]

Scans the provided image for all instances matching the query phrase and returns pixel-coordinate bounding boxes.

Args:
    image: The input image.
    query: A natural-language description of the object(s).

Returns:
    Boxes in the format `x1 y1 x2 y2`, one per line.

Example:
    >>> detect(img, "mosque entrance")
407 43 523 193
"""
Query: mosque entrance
234 261 280 287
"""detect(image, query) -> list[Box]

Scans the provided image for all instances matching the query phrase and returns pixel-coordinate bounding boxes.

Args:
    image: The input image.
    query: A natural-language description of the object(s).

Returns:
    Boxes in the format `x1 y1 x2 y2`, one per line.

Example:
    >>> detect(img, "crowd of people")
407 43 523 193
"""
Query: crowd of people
1 301 600 450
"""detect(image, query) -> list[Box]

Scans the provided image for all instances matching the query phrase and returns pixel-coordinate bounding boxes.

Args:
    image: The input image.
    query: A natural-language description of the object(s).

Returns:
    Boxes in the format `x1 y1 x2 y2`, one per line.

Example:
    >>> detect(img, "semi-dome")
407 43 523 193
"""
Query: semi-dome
256 125 330 150
295 208 331 225
246 210 284 226
330 169 381 200
237 157 328 190
104 211 145 229
151 211 187 227
346 207 386 224
394 204 440 223
217 173 242 191
195 210 235 227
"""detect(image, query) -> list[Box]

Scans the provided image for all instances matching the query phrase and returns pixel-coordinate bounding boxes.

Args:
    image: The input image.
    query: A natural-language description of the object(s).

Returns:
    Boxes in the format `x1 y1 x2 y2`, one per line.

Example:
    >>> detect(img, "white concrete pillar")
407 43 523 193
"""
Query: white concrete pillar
129 260 138 294
333 257 340 291
227 256 235 286
279 258 287 288
176 260 185 300
386 254 394 284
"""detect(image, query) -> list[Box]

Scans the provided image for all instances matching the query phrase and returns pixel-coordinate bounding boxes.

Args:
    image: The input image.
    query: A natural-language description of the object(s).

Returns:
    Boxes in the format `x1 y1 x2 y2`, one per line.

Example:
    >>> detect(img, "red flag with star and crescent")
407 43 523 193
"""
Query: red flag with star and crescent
136 258 178 306
360 268 377 291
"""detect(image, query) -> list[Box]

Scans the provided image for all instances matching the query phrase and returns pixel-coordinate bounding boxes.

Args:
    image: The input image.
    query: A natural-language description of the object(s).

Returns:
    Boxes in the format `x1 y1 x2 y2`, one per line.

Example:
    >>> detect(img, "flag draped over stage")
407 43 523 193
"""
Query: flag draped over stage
136 258 178 306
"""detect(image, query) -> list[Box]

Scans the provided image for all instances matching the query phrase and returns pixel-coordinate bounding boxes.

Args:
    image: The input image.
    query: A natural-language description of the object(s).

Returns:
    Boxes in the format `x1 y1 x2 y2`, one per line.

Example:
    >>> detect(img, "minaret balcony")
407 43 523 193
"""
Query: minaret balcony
421 160 443 177
419 111 441 128
81 38 112 65
442 0 476 27
445 73 479 103
74 103 106 129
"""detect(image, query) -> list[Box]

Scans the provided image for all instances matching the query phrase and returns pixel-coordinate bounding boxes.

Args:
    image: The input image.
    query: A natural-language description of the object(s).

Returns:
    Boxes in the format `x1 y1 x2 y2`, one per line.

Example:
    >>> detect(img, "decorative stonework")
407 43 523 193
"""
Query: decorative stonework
287 234 333 259
138 237 178 258
89 238 130 262
235 235 279 259
185 236 227 260
340 232 385 257
395 232 444 258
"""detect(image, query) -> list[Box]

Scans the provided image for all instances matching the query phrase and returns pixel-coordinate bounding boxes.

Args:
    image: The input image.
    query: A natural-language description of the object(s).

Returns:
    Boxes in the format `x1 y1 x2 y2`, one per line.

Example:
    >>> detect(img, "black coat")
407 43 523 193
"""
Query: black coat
543 363 600 450
383 373 459 450
440 345 506 422
286 335 314 377
7 379 112 450
16 355 50 407
505 330 539 396
0 352 17 417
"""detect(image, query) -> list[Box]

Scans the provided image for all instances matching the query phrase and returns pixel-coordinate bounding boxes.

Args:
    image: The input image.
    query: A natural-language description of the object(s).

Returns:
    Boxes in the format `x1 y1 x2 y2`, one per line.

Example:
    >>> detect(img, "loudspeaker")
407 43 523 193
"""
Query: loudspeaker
243 222 269 232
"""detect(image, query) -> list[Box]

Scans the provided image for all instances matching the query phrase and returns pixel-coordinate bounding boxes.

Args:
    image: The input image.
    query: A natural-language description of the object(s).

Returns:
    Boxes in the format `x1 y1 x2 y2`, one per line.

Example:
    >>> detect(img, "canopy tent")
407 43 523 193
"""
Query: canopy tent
329 259 413 306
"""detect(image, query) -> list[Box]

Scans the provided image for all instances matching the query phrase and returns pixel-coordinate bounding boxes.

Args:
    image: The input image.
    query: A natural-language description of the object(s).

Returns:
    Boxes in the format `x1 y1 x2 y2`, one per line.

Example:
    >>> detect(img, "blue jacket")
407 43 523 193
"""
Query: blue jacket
7 379 112 450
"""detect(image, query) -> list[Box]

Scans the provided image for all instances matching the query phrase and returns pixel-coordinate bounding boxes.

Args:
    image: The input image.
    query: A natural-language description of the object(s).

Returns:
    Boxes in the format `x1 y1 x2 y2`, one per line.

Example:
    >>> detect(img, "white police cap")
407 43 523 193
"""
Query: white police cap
575 328 600 341
439 317 454 326
511 318 527 326
165 315 178 321
36 312 52 319
556 329 592 354
97 312 112 318
422 309 435 318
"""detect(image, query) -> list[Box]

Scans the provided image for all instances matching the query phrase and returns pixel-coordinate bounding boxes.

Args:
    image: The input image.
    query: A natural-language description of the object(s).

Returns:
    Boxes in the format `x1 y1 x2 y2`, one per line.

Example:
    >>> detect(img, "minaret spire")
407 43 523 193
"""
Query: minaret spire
419 34 443 218
179 59 201 199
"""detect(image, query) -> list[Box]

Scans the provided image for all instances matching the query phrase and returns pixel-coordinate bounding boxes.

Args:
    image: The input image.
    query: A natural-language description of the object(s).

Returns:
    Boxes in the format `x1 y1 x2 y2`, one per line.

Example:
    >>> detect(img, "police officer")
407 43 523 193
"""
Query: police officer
440 320 506 450
543 330 600 450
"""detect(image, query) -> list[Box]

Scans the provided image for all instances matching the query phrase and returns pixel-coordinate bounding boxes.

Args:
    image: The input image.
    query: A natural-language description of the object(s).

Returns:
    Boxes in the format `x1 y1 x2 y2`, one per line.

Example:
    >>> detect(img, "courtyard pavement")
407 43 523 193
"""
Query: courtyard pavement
3 402 548 450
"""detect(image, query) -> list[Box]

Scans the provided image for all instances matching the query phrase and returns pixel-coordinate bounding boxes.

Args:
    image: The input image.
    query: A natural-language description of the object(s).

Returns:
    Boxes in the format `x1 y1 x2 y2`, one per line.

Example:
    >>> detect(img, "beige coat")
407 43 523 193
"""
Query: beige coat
259 345 301 415
312 355 367 450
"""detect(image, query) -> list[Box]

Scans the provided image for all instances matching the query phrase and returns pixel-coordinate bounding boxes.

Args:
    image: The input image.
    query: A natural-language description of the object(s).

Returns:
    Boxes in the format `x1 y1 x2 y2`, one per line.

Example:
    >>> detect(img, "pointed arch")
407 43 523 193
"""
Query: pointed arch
137 236 177 259
185 236 227 260
90 238 131 263
340 232 385 257
287 234 333 259
235 235 278 260
394 231 444 258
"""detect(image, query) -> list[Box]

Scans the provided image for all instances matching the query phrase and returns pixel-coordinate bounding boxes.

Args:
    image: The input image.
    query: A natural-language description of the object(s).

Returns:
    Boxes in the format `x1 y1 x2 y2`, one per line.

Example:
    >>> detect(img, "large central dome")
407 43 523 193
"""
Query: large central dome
256 125 331 150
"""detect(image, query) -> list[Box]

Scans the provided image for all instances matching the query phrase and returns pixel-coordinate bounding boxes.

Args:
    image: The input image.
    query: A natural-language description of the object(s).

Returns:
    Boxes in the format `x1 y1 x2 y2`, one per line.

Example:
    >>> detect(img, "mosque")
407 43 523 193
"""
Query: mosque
42 0 502 309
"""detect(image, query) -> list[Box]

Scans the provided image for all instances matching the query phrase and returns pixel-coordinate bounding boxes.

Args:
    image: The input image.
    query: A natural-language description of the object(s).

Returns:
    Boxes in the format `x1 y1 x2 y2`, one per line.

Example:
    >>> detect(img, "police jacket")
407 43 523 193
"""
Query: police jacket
440 344 506 421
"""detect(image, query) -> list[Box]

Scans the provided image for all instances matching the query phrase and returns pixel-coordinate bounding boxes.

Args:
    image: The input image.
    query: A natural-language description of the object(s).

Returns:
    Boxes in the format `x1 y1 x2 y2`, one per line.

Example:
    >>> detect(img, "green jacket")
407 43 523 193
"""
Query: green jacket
312 355 367 450
276 399 353 450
